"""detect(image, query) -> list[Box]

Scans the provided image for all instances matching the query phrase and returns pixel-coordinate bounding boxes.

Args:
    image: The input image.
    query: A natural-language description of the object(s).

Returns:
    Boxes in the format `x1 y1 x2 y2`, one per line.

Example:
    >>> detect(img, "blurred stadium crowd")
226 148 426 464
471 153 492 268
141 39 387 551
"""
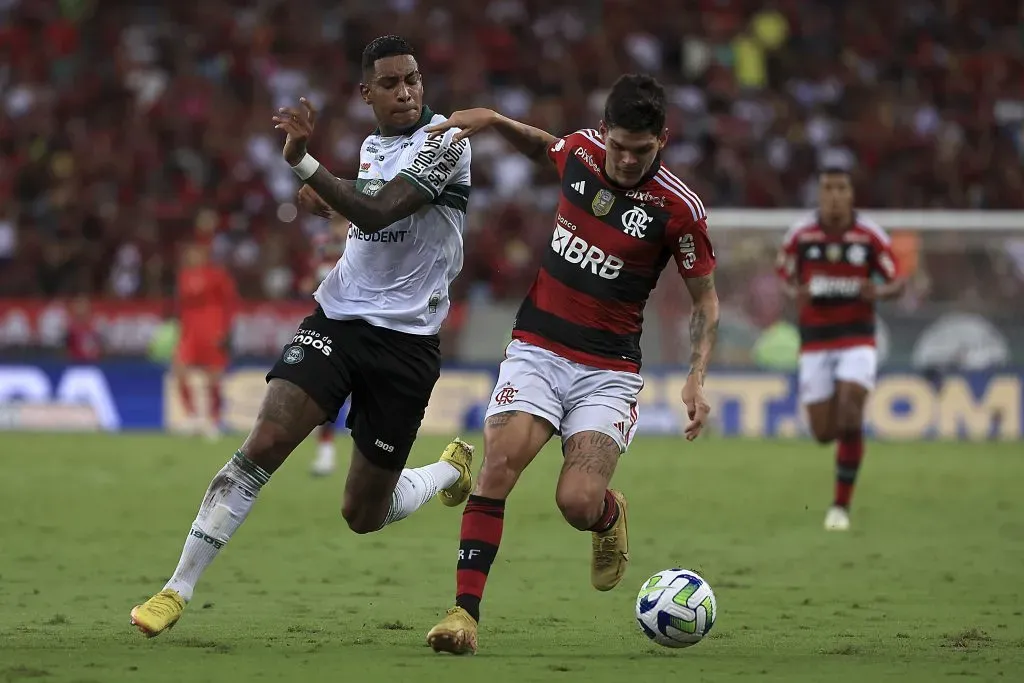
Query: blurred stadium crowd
0 0 1022 364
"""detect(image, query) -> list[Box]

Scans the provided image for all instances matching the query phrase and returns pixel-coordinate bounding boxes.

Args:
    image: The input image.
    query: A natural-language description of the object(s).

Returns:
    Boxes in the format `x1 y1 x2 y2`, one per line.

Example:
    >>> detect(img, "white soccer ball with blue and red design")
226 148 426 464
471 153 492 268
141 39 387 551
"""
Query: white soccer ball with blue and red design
635 568 717 648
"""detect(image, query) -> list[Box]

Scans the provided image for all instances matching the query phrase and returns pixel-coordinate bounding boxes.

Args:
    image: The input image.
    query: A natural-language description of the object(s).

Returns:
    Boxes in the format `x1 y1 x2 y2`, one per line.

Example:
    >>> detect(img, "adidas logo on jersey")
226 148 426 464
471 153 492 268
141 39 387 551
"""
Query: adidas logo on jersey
571 180 586 194
551 221 624 280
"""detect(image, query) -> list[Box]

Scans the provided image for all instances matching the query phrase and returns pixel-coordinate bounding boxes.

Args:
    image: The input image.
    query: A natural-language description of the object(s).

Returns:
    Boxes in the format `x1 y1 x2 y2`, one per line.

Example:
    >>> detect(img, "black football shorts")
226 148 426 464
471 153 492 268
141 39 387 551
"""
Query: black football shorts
267 306 441 470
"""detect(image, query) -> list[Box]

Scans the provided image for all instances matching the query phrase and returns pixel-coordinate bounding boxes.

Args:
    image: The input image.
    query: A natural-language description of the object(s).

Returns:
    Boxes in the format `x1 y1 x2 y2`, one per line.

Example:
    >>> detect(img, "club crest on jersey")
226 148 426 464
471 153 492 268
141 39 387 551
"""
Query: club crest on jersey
493 382 518 406
826 243 843 262
283 345 304 364
847 244 867 266
592 189 615 217
361 179 385 197
621 206 653 238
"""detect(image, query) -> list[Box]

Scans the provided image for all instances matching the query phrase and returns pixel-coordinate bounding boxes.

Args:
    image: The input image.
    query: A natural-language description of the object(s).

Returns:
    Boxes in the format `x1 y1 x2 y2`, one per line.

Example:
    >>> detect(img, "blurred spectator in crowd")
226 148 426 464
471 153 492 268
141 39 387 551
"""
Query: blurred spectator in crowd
0 0 1022 362
64 295 101 362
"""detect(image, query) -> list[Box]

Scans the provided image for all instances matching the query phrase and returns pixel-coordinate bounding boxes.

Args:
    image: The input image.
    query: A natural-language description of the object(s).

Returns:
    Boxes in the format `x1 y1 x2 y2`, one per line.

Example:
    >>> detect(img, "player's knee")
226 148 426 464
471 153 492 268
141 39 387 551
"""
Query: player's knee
474 452 519 498
476 436 529 498
836 412 863 442
240 420 295 471
555 486 604 531
811 428 836 445
340 500 384 535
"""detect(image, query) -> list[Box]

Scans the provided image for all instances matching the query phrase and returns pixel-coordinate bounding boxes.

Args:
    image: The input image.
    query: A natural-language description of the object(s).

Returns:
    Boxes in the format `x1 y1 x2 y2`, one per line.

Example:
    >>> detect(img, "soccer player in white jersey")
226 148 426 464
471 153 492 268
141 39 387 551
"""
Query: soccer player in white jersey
130 35 476 637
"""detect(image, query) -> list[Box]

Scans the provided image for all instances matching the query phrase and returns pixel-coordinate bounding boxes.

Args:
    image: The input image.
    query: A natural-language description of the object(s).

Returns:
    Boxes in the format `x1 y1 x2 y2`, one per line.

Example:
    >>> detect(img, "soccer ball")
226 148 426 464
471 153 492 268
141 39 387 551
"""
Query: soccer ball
635 568 717 648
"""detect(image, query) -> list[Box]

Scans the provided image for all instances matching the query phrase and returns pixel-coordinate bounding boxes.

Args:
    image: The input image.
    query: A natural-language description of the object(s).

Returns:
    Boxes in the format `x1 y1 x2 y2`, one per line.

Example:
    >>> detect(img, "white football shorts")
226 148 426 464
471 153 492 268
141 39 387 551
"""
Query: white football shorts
485 339 643 453
798 345 877 405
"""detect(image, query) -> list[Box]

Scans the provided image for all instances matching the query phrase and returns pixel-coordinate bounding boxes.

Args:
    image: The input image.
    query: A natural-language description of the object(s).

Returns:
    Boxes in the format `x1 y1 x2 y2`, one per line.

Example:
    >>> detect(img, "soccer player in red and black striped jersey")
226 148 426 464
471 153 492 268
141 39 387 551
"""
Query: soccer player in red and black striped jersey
423 75 720 654
776 168 904 531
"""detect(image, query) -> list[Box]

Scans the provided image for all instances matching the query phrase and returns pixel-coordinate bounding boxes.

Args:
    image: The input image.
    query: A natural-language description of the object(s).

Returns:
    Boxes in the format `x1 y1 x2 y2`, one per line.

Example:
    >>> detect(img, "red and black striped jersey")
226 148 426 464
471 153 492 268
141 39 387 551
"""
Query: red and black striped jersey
776 213 899 352
512 129 716 372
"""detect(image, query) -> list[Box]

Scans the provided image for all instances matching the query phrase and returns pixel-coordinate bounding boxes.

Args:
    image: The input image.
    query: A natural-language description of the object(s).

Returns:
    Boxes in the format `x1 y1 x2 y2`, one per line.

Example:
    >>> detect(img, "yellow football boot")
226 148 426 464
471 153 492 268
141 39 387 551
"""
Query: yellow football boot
438 438 474 507
591 489 629 591
426 606 478 655
130 588 186 637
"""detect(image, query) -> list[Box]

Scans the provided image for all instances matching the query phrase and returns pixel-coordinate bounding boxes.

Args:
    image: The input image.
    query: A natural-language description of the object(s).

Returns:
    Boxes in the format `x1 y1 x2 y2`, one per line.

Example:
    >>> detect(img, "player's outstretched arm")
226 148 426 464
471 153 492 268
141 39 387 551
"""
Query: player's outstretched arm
274 98 429 232
297 184 349 220
684 273 720 388
301 166 427 233
861 277 906 301
680 272 720 441
426 108 556 164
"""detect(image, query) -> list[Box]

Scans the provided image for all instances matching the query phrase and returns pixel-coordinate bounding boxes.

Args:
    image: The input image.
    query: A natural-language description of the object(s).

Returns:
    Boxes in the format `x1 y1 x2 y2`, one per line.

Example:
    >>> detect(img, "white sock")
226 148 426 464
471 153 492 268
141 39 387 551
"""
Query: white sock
381 461 460 528
317 442 335 463
163 452 271 602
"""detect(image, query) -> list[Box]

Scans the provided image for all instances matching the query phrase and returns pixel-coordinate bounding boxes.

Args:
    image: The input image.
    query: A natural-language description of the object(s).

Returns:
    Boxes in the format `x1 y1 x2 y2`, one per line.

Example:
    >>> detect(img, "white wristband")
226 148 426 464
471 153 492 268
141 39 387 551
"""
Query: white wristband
291 153 320 181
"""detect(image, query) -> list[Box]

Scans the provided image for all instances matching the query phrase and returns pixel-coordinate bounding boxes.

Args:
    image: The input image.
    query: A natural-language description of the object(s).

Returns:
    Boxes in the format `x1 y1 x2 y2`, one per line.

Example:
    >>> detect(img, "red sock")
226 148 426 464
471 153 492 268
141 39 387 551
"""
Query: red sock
320 424 335 443
178 376 195 416
455 495 505 623
588 490 620 532
834 433 864 509
208 381 222 424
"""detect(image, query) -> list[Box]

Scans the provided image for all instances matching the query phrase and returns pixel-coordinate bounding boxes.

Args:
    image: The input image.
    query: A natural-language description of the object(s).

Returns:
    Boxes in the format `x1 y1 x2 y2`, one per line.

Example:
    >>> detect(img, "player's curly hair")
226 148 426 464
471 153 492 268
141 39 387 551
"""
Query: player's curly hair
603 74 666 136
362 35 415 74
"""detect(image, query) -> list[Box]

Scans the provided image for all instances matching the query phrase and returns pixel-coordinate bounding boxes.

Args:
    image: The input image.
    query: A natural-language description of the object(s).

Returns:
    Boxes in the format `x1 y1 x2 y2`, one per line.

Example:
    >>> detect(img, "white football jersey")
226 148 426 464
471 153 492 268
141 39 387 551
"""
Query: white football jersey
314 107 471 335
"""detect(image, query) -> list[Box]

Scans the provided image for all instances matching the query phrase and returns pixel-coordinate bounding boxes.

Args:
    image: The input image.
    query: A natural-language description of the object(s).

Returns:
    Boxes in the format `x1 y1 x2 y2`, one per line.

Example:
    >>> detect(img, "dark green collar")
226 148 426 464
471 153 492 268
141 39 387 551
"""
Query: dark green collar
373 105 434 137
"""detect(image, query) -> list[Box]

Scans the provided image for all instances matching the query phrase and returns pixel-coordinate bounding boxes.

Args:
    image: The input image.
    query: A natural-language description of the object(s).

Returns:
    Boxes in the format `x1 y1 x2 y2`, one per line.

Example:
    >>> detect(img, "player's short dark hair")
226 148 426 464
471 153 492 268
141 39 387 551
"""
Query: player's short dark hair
819 166 852 178
603 74 666 136
361 35 415 75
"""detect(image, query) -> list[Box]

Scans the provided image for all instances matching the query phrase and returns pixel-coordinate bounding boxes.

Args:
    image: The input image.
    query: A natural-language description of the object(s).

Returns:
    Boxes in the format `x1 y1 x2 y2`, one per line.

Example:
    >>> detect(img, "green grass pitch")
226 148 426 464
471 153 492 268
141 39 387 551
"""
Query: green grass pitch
1 432 1023 682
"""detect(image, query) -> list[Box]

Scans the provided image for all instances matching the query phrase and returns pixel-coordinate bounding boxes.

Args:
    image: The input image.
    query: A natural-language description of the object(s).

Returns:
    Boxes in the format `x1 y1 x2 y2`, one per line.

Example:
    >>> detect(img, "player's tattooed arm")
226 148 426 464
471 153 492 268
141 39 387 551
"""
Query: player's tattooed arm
274 98 427 231
297 182 352 219
303 166 428 233
491 114 558 163
684 273 720 386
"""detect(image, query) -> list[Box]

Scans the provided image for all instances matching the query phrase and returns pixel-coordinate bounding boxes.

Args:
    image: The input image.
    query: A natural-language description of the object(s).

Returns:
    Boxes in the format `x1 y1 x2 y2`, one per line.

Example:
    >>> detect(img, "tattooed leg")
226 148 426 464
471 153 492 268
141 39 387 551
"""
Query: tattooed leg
555 431 622 530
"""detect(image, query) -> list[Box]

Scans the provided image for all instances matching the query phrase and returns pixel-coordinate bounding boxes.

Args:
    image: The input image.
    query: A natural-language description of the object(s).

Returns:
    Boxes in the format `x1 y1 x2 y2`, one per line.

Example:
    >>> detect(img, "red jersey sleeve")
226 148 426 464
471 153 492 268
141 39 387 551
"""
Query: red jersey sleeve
545 129 595 177
870 233 899 283
666 216 716 279
776 229 799 282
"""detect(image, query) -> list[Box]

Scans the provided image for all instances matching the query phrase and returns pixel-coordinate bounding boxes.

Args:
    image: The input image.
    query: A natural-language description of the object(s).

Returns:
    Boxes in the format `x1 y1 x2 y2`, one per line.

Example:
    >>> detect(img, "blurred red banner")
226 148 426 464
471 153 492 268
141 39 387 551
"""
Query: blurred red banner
0 299 313 356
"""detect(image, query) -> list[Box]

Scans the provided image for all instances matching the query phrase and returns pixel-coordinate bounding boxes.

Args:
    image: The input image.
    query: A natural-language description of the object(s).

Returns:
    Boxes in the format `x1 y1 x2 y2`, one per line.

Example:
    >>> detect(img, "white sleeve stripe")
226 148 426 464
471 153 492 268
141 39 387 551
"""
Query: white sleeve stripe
579 130 606 150
656 168 706 218
781 215 817 247
856 215 892 245
653 175 700 221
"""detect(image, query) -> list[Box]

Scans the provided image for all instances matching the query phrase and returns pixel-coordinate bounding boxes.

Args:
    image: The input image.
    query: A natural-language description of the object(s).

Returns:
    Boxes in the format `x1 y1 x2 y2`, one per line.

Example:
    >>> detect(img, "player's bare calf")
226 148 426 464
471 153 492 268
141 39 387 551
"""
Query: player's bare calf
557 432 630 590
